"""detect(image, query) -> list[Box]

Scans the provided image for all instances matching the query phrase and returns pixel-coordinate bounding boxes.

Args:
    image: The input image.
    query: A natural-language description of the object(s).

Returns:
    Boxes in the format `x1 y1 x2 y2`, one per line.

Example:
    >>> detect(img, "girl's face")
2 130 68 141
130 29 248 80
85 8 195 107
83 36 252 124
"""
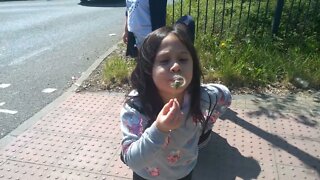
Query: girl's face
152 33 193 100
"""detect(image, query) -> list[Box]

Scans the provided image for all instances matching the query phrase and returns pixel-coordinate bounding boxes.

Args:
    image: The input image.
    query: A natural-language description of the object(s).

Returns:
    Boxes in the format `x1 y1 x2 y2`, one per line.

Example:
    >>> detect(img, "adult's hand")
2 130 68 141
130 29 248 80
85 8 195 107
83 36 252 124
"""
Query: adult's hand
122 31 128 44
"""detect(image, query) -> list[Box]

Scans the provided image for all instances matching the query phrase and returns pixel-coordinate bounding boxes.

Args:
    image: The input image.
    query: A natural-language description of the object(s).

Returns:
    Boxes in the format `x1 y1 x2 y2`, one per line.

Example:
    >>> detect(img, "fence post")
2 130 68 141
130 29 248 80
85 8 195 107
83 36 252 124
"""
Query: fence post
272 0 284 35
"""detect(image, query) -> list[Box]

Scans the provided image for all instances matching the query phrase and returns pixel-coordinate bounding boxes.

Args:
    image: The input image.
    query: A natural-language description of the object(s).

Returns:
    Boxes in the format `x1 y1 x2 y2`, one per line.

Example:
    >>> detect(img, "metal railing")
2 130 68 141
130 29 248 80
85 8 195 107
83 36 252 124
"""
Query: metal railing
168 0 320 39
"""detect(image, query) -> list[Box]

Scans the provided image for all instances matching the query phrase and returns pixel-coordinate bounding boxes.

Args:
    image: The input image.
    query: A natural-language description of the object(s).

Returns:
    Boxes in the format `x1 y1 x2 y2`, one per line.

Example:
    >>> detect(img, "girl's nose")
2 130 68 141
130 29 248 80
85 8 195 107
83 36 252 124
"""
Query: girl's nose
170 62 180 73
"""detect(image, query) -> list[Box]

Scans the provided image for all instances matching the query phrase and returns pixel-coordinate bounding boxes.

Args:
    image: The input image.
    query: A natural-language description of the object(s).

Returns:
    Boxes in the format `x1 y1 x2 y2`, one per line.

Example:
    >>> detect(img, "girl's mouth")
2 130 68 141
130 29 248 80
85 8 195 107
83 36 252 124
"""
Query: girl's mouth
170 75 186 89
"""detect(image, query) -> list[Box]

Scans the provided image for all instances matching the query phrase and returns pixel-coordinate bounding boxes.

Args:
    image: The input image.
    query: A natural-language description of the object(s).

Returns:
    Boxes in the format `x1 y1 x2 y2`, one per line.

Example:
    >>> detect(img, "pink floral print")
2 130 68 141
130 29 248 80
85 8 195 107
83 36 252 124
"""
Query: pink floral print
167 150 181 164
209 111 220 124
218 92 232 107
146 167 160 177
123 116 144 136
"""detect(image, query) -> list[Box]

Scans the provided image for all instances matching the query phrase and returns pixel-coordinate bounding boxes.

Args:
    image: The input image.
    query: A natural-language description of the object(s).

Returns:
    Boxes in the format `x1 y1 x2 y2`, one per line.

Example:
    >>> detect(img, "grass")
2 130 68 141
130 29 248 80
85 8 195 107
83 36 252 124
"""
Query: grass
101 0 320 91
195 33 320 89
102 55 135 87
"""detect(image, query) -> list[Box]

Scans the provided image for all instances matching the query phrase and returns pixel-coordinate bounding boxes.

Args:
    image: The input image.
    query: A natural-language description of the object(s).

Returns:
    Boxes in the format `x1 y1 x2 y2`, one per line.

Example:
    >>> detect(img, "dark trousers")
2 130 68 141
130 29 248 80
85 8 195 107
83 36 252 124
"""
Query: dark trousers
126 31 138 58
133 171 193 180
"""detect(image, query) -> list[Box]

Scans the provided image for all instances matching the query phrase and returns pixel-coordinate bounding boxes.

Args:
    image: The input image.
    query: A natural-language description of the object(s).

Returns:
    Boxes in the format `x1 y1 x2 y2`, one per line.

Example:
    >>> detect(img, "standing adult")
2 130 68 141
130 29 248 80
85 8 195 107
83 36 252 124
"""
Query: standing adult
123 0 167 58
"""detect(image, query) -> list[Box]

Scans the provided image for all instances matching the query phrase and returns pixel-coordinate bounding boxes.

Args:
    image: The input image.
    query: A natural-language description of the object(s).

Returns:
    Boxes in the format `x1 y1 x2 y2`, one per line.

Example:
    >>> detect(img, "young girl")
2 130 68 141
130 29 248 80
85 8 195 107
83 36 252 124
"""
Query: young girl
120 26 232 180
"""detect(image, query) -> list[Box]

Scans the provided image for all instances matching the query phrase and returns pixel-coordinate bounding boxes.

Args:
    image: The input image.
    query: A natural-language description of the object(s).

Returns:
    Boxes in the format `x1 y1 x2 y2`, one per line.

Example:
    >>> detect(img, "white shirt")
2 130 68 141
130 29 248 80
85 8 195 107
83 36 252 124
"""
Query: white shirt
126 0 152 46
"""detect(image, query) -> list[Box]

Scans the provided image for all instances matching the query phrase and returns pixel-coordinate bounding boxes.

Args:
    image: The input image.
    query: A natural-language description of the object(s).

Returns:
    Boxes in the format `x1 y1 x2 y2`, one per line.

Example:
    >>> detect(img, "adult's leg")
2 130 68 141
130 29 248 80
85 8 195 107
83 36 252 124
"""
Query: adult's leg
149 0 167 31
126 32 138 58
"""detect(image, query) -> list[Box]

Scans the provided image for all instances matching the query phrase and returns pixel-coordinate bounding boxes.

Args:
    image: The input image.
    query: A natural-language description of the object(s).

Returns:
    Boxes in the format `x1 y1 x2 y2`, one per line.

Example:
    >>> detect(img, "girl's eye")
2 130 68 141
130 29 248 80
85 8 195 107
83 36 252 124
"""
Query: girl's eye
159 59 170 65
179 58 188 63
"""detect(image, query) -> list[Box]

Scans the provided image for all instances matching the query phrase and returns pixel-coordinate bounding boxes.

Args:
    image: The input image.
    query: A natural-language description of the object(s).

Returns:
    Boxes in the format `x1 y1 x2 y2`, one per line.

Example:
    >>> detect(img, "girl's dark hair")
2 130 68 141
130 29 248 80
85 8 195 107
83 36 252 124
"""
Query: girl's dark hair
128 26 204 126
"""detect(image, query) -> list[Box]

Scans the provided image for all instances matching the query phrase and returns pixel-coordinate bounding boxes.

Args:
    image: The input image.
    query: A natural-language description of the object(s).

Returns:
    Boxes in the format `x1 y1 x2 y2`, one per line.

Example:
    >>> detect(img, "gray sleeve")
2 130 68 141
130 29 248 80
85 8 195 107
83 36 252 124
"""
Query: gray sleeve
202 83 232 115
120 103 169 170
200 84 232 132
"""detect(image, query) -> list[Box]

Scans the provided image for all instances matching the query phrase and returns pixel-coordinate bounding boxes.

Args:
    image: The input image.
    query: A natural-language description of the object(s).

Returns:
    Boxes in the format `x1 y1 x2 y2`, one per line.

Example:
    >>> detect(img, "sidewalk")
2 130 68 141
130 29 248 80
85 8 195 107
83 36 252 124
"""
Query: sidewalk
0 90 319 179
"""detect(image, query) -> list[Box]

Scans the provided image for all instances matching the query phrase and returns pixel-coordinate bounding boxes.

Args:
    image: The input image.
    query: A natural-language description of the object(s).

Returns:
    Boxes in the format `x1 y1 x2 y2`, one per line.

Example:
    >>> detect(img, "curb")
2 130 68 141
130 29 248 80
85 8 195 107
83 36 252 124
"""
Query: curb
0 42 120 148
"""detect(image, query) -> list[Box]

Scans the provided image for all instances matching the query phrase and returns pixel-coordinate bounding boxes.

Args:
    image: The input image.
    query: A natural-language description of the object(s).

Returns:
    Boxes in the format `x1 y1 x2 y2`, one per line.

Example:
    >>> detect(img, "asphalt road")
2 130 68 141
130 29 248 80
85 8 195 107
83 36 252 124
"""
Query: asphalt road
0 0 125 138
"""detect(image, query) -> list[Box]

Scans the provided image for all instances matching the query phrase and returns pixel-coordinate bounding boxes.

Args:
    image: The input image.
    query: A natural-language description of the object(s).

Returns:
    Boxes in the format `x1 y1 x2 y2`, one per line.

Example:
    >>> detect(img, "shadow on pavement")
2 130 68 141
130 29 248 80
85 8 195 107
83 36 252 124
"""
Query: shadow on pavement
193 131 261 180
78 0 125 7
220 109 320 174
250 93 319 127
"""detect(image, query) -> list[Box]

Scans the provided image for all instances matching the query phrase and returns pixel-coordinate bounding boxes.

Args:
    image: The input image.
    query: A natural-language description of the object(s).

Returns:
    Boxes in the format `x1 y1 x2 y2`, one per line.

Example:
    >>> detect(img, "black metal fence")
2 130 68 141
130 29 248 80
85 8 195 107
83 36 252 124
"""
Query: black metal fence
168 0 320 39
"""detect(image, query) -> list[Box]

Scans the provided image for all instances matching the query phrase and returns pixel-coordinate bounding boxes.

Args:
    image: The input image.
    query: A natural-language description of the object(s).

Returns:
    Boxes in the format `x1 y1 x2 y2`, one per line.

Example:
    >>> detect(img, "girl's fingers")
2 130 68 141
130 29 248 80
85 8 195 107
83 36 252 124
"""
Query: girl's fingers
162 99 174 115
167 99 183 125
166 99 178 119
158 98 183 130
174 98 180 109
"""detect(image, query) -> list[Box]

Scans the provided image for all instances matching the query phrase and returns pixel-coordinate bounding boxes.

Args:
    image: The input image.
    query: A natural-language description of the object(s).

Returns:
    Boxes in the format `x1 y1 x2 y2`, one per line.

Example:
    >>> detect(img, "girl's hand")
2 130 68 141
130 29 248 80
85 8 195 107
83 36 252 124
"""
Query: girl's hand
155 98 183 132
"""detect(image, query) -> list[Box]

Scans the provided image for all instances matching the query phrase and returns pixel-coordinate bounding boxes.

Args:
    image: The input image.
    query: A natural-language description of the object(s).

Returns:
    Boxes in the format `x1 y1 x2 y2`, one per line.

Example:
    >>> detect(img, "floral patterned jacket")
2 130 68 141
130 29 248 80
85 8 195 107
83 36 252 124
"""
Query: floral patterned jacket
120 84 232 180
